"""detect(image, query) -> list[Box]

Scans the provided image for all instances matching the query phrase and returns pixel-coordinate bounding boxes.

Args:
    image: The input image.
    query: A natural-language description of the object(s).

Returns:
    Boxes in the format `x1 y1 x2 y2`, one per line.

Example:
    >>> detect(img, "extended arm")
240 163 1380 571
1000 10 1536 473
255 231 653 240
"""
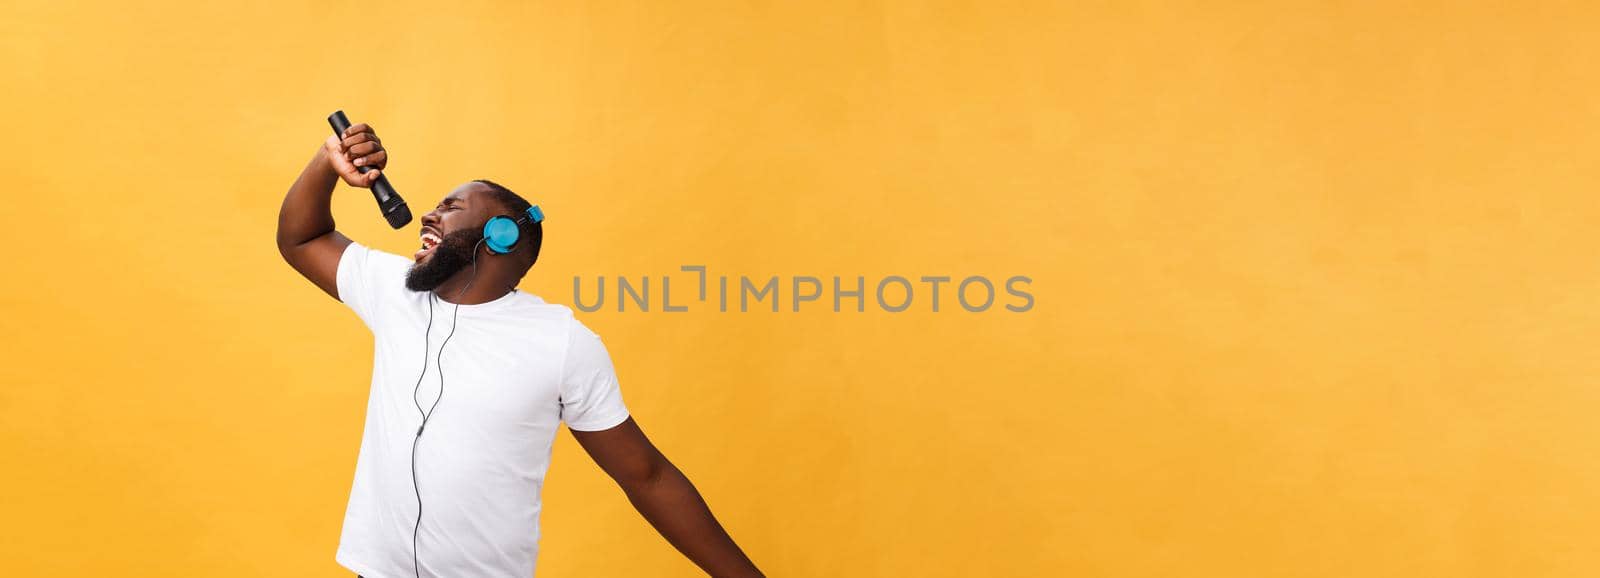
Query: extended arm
572 418 764 578
275 124 388 299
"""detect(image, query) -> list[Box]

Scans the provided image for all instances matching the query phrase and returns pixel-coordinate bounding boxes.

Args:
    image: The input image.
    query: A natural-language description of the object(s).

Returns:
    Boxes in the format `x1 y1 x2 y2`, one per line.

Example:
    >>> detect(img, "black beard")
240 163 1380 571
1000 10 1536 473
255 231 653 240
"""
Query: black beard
405 229 481 292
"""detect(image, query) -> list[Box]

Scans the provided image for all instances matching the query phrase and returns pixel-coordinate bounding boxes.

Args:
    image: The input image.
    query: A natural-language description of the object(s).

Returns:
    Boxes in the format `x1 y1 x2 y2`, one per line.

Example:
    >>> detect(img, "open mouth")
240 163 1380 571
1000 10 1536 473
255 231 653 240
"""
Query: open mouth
415 228 442 261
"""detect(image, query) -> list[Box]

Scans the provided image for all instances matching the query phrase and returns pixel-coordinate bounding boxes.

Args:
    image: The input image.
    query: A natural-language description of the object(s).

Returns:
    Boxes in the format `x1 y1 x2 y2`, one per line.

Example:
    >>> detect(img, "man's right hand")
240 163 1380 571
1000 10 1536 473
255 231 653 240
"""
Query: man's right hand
323 123 388 188
281 125 371 300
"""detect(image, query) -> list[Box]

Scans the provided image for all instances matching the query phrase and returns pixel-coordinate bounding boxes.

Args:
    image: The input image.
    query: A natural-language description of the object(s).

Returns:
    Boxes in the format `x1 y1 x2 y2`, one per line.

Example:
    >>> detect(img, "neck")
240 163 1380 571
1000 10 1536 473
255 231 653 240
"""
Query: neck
432 271 515 306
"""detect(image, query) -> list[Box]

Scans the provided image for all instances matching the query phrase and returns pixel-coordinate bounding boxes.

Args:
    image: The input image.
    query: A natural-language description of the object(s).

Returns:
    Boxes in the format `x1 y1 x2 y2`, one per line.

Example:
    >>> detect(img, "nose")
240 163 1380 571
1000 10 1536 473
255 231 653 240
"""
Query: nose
420 210 440 229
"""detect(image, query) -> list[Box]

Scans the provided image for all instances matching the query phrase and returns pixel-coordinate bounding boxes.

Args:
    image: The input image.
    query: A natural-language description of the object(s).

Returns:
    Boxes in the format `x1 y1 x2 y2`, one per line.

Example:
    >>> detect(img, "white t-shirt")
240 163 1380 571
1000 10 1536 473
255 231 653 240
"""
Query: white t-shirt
332 241 630 578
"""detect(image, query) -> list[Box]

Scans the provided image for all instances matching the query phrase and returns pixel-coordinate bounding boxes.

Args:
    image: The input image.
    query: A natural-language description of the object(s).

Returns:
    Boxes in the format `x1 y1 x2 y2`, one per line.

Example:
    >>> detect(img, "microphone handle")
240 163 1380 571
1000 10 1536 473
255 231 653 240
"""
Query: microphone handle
328 110 413 229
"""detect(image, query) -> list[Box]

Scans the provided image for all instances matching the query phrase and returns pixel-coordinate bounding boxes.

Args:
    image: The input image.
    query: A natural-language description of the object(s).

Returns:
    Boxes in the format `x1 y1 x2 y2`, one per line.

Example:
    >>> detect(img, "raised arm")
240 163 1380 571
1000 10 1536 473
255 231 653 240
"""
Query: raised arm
571 418 765 578
275 123 388 299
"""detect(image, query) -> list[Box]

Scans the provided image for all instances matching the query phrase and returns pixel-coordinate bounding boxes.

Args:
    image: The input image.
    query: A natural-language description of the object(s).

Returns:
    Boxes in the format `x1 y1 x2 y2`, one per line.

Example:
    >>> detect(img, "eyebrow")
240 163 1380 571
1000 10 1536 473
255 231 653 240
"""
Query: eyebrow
437 197 465 207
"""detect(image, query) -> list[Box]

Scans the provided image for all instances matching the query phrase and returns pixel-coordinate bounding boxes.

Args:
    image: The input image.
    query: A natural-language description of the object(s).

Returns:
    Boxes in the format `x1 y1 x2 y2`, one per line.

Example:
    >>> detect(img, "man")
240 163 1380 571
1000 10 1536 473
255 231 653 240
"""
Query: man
276 122 764 578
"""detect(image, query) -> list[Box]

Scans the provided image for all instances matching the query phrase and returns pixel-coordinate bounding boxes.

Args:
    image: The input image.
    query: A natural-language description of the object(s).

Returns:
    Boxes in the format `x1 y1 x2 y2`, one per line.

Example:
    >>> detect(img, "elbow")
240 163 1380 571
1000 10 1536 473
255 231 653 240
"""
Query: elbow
274 222 296 260
275 229 322 263
622 457 675 493
276 234 298 263
274 212 292 257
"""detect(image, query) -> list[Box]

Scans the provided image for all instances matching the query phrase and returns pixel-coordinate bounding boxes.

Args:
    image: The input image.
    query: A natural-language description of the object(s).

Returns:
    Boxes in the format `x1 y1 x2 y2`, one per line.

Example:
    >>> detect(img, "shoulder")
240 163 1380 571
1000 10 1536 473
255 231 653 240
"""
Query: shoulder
511 294 613 351
502 292 596 338
367 244 415 273
342 241 414 279
501 293 613 371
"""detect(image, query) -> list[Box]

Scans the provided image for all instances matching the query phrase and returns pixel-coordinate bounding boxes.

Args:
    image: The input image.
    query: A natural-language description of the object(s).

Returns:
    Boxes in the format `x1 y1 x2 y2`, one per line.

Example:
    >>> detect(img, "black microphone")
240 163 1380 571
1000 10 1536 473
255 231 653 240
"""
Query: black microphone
328 110 412 229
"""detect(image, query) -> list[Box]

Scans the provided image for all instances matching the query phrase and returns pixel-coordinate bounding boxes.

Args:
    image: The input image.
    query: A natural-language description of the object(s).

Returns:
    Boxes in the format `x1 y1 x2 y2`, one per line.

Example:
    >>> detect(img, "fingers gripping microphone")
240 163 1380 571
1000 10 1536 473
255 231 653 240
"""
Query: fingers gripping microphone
328 110 412 229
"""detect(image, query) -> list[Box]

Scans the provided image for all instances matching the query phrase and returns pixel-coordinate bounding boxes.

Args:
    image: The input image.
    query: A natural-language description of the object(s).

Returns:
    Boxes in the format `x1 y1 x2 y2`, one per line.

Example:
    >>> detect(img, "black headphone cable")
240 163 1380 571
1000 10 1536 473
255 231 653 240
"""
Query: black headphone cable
409 238 485 578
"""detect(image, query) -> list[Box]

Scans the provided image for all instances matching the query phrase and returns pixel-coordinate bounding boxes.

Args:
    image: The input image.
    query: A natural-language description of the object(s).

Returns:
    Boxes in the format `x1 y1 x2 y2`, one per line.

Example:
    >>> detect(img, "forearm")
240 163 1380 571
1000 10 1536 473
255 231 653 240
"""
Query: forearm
623 463 764 578
276 146 340 250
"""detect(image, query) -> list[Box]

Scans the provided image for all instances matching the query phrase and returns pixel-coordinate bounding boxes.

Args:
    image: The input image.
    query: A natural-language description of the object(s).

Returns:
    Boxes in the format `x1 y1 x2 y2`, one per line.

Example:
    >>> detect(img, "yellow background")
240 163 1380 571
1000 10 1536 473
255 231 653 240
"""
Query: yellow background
3 1 1599 576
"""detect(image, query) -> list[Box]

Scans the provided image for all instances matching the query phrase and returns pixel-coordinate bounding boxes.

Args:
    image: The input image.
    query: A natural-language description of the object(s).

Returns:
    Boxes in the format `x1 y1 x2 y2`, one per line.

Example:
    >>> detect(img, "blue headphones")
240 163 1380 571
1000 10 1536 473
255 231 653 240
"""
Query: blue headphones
482 205 545 255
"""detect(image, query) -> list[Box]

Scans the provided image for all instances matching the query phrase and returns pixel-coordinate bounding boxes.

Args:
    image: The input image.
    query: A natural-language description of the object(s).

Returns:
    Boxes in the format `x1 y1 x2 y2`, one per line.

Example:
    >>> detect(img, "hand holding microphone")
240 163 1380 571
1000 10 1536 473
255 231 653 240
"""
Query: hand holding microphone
325 111 412 228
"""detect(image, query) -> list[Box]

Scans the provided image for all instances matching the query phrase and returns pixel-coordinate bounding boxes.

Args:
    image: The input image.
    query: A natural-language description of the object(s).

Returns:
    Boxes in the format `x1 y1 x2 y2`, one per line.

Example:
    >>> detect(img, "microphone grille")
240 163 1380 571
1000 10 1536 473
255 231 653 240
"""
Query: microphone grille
384 203 413 229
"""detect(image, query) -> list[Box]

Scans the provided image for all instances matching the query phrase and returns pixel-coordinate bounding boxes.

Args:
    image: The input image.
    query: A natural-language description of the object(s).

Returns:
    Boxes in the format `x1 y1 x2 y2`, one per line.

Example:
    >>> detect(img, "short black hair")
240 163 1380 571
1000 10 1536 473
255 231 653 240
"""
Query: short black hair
473 179 543 267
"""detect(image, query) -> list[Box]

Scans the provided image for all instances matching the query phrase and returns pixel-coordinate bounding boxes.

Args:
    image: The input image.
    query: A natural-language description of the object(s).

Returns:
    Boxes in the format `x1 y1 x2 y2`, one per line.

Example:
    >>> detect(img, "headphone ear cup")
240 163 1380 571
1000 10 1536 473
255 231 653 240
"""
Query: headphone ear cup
483 216 520 255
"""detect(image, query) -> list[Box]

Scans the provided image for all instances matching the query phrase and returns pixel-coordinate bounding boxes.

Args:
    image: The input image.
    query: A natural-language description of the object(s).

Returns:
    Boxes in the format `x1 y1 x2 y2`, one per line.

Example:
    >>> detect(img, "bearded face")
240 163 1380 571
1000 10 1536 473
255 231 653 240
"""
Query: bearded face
405 227 482 292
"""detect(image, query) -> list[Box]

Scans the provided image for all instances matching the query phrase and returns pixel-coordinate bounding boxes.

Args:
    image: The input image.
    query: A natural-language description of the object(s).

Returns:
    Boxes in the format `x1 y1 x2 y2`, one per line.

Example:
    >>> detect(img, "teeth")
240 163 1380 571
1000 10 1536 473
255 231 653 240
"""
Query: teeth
419 232 441 249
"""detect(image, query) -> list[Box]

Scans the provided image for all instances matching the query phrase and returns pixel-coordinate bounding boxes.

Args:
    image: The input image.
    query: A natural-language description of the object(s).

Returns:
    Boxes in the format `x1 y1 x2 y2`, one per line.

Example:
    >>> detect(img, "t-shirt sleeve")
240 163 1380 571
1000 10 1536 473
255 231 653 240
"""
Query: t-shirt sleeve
559 322 631 432
336 241 402 329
